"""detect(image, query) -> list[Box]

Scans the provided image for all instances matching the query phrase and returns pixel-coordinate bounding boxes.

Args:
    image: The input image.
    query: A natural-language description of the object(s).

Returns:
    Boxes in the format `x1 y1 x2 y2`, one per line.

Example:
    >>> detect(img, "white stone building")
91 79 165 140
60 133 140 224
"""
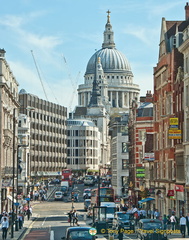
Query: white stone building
0 49 19 212
77 11 140 114
66 119 101 172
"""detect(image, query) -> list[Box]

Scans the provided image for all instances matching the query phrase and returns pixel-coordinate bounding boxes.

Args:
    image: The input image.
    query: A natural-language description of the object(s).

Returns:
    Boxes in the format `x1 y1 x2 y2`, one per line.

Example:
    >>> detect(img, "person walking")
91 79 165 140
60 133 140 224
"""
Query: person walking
186 213 189 236
118 224 123 240
163 214 168 230
154 209 160 219
170 213 176 230
26 207 31 220
72 209 79 226
68 210 73 226
1 217 9 240
180 215 187 238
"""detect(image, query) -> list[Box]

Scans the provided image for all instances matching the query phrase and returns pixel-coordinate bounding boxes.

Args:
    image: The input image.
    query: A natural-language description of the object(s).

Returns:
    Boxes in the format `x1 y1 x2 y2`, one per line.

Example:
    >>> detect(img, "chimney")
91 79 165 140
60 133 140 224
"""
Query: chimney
185 2 189 20
0 49 6 58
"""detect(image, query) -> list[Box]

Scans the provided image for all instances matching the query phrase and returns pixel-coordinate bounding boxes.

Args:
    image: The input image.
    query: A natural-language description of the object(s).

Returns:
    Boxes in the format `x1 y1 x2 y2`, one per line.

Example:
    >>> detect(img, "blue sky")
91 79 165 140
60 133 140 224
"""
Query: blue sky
0 0 186 111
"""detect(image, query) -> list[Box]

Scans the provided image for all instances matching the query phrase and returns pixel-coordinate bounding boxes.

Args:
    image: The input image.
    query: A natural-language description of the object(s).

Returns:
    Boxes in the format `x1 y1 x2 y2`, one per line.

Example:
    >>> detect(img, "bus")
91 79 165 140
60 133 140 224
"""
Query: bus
91 187 115 206
62 169 73 187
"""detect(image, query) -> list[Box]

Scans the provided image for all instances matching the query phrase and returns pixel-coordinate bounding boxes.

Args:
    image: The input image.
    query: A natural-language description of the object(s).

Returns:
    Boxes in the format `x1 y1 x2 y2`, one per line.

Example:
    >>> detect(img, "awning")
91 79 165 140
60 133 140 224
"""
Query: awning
138 197 155 204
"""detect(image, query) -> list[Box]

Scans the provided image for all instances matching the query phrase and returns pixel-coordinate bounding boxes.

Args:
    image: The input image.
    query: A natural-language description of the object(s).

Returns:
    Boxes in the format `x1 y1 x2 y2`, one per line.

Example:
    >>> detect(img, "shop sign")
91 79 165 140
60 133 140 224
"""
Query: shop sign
167 190 174 196
136 167 145 178
169 118 178 126
168 129 181 139
144 153 154 161
175 185 184 192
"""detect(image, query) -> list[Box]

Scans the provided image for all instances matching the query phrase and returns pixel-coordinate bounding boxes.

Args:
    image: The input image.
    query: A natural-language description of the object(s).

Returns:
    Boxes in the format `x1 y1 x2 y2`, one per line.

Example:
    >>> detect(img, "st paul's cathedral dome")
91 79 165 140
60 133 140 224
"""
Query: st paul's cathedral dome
78 10 140 112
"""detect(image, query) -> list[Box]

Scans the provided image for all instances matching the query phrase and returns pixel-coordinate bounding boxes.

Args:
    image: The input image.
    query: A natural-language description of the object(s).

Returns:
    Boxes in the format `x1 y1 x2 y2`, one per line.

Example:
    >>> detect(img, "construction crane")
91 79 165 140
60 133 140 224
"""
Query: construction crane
62 55 80 112
31 50 48 101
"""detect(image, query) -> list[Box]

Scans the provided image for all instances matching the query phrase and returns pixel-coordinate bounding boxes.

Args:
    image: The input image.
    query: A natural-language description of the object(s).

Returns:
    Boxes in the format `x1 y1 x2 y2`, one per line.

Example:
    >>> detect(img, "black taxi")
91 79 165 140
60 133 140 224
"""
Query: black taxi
137 219 167 240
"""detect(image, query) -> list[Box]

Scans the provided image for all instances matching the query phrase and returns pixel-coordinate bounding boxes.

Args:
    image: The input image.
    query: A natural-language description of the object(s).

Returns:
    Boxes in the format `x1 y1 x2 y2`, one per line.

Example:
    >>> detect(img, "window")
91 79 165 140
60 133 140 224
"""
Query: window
122 159 128 169
122 142 128 153
18 120 21 127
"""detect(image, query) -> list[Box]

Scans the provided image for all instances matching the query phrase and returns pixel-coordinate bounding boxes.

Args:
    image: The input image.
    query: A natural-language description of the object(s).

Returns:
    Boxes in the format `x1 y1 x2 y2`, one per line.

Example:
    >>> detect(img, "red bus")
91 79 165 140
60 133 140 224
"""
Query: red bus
91 187 115 206
62 169 73 186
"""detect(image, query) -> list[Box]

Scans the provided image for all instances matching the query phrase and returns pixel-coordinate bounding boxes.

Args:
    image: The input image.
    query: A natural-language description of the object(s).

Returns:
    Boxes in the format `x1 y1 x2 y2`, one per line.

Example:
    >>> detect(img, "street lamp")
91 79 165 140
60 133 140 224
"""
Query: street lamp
11 108 16 238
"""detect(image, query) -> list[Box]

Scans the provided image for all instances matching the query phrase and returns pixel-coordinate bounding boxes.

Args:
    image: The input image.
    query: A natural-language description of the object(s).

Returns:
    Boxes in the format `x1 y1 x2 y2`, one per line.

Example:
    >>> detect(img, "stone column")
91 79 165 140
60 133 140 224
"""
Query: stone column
122 92 125 108
116 91 119 107
110 91 112 106
126 92 129 107
83 93 86 106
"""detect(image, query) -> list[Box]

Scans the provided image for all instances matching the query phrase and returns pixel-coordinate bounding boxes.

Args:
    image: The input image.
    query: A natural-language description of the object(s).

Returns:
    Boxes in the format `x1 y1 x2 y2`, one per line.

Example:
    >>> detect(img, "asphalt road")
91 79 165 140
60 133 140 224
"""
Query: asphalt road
22 183 187 240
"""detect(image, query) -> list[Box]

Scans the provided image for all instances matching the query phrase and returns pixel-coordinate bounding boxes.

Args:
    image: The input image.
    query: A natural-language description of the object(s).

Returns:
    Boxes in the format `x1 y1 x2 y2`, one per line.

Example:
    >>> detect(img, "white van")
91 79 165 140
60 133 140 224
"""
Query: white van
100 202 116 227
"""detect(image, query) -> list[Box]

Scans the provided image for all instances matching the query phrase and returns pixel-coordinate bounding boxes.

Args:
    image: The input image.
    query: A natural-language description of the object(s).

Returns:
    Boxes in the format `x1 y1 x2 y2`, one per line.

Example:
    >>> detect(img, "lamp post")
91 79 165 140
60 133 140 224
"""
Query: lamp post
11 108 16 238
97 167 101 207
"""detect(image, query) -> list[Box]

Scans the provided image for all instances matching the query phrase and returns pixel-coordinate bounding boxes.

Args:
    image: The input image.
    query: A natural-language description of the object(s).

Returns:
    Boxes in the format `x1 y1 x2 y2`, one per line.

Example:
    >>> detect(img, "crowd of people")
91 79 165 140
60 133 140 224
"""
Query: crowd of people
0 206 32 240
118 204 189 238
0 185 48 240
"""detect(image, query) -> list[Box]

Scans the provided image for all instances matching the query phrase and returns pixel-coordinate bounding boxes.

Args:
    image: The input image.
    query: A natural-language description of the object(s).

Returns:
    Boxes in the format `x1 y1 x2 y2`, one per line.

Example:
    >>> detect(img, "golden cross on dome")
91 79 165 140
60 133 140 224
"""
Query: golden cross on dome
107 10 111 23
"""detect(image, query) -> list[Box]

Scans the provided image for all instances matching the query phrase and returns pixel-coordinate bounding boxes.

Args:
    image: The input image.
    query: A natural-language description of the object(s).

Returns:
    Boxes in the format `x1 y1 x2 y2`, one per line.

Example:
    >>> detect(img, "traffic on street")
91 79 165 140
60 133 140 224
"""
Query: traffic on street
1 171 187 240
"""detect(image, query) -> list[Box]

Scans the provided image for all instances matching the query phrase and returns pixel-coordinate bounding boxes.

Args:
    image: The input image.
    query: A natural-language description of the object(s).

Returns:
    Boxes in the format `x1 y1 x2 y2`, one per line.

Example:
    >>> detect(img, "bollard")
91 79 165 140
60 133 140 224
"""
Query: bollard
15 219 19 231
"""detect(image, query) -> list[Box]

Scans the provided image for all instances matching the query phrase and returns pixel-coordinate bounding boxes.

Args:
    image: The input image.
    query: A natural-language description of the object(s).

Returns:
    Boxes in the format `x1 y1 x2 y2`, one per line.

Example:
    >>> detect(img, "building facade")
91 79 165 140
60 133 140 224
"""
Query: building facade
109 114 129 197
153 11 186 215
19 90 67 182
17 114 31 196
67 119 101 172
128 92 154 207
0 49 19 212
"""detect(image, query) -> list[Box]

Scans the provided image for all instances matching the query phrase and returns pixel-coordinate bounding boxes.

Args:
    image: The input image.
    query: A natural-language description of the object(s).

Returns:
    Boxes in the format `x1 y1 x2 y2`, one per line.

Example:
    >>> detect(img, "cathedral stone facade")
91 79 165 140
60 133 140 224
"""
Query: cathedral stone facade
77 11 140 113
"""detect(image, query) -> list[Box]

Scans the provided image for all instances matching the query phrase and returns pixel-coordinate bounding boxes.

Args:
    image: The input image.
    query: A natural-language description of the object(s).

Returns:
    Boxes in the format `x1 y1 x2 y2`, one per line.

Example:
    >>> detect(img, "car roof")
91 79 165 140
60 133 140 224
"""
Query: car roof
84 188 91 191
67 226 91 232
55 191 63 194
115 211 131 214
139 219 162 223
84 199 91 202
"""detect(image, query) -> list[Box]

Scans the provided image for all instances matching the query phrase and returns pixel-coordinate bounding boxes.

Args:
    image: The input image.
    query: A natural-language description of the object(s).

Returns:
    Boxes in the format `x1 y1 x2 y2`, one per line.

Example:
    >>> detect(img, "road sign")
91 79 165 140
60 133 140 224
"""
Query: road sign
89 228 97 236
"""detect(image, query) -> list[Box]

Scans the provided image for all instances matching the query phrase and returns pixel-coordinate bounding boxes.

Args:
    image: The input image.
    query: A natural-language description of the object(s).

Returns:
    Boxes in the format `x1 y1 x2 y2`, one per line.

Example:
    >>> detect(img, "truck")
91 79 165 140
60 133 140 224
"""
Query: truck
100 202 116 227
61 181 69 188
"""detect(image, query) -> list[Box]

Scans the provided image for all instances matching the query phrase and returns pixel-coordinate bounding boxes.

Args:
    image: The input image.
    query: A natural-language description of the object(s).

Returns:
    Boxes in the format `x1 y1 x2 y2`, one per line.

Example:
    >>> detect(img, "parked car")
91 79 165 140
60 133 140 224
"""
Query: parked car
137 219 167 240
61 226 98 239
54 191 63 201
112 211 135 231
83 188 91 199
84 199 91 211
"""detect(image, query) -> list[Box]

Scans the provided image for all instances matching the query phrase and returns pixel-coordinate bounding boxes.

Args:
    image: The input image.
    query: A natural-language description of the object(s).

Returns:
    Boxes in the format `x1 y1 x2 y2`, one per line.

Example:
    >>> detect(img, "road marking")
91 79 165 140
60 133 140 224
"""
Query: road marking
50 230 54 240
42 217 47 226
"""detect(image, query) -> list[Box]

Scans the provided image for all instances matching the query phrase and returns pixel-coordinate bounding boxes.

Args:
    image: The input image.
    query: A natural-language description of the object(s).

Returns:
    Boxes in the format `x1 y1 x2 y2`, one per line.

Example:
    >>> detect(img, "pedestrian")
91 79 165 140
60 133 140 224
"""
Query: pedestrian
1 217 9 240
68 210 73 226
118 224 123 240
18 213 23 229
186 213 189 236
180 215 187 238
72 209 79 226
163 214 168 230
170 213 176 230
26 207 31 220
154 209 160 219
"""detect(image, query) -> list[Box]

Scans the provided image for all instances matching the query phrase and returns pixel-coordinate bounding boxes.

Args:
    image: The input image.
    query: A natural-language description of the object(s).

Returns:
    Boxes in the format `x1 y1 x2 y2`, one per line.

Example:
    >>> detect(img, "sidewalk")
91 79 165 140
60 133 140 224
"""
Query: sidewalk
3 186 55 240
